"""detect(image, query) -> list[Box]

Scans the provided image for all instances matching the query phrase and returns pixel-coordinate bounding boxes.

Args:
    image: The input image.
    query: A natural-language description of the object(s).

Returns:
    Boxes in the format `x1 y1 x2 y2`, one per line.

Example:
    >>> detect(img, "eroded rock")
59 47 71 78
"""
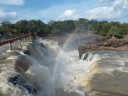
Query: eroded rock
15 55 31 73
8 75 37 95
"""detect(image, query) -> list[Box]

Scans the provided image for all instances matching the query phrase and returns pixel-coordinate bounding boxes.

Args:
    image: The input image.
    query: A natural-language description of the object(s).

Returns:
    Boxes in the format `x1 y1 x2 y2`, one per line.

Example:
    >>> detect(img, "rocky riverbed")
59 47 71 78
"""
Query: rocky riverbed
77 36 128 96
0 36 128 96
78 37 128 58
0 41 37 96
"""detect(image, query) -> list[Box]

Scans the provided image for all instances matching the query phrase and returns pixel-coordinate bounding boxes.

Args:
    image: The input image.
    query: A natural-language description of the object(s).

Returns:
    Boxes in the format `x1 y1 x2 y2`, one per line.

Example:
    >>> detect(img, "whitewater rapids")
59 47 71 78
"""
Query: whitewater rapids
0 39 128 96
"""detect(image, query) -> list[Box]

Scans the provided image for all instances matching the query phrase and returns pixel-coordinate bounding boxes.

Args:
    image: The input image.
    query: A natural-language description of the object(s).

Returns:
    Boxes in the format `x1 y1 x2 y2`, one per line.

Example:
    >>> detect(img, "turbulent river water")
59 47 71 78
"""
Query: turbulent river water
0 37 128 96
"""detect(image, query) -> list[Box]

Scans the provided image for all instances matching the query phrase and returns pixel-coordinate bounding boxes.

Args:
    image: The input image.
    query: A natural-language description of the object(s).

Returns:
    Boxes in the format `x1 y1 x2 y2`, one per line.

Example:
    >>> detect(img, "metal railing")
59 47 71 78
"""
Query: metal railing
0 34 31 46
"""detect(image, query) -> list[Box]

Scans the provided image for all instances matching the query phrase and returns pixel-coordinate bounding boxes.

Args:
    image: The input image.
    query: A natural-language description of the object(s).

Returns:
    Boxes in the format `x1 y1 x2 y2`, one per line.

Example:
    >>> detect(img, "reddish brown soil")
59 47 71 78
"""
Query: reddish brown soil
78 37 128 58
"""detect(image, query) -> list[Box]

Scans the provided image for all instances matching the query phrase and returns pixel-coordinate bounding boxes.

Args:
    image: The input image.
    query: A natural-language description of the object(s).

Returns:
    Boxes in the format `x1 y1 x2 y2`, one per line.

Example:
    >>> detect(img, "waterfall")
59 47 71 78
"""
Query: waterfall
11 40 107 96
1 38 128 96
18 39 97 96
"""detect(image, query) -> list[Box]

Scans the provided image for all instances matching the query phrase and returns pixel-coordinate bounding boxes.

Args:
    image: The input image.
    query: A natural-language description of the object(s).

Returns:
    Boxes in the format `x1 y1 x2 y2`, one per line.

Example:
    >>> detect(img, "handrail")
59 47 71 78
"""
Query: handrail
0 34 31 46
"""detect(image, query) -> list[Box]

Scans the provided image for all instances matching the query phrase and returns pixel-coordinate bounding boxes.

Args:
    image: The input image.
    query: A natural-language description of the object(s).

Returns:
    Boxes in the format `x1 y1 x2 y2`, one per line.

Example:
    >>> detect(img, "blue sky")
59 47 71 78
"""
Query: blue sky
0 0 128 23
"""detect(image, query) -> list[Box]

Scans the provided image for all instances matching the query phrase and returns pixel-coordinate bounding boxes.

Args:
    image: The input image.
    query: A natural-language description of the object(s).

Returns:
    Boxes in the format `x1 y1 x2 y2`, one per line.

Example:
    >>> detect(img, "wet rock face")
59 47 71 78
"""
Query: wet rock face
78 46 85 59
83 53 89 60
8 75 37 95
25 42 48 60
23 50 31 56
15 55 31 73
78 46 96 59
40 42 47 50
78 38 128 59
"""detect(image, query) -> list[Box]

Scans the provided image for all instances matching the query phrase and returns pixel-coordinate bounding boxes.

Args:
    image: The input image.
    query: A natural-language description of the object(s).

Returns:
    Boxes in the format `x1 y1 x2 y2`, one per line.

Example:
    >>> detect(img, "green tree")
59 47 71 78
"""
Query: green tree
1 21 12 36
108 26 123 38
96 21 110 36
15 20 28 34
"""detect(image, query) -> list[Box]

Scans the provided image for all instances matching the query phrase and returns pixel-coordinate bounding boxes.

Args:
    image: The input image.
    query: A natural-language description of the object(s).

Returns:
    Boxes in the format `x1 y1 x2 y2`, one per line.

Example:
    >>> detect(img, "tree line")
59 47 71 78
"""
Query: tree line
0 18 128 38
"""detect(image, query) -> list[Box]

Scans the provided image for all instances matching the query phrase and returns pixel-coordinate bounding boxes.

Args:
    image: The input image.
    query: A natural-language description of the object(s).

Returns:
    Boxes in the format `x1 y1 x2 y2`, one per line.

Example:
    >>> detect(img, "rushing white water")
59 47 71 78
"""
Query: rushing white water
24 40 96 96
0 38 128 96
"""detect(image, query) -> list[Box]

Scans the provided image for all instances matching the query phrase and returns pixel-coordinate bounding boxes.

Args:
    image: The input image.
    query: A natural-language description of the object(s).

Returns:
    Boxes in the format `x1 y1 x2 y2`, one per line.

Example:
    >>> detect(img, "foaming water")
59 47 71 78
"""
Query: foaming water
22 40 97 96
1 38 128 96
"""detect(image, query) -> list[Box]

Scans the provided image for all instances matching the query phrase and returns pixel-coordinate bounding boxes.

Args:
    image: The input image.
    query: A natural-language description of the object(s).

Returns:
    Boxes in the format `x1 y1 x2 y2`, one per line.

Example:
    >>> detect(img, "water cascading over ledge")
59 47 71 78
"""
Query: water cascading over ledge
0 39 128 96
80 51 128 96
13 40 90 96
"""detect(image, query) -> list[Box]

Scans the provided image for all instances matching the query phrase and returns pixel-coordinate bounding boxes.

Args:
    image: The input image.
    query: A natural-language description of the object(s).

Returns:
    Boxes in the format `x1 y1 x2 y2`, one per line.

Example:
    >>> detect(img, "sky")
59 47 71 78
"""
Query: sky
0 0 128 23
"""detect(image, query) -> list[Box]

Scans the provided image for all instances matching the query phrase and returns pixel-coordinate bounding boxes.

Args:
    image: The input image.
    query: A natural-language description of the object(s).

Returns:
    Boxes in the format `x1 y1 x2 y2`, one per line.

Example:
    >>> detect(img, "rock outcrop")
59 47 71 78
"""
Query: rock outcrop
15 55 32 73
0 42 37 96
8 75 37 95
78 37 128 58
78 37 128 96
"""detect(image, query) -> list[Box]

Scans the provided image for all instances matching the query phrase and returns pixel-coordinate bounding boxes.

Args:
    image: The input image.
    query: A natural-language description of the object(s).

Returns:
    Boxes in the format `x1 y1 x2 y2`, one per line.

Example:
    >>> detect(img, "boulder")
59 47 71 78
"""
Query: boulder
23 50 31 56
8 75 37 95
15 55 31 73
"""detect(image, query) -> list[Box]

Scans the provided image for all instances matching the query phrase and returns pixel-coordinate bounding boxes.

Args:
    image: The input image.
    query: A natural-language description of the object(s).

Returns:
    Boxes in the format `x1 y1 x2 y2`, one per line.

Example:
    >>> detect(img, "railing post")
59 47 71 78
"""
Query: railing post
9 42 12 50
18 39 22 47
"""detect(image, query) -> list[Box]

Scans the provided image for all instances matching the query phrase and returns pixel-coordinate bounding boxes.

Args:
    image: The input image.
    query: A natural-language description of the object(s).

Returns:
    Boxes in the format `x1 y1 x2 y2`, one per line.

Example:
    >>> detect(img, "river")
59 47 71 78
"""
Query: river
0 36 128 96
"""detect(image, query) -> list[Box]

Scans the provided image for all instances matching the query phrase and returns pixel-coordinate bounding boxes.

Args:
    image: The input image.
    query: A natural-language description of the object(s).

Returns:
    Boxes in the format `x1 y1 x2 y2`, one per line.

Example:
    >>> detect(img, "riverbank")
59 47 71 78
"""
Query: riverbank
78 36 128 58
0 37 128 96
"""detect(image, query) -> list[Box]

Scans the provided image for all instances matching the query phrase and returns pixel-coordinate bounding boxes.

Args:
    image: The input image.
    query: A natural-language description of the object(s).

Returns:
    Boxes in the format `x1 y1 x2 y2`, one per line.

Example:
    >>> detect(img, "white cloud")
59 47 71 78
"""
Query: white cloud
39 2 88 22
0 9 18 22
28 0 128 22
0 0 25 5
57 9 80 20
85 7 121 19
8 12 17 16
63 9 76 17
85 0 128 20
113 0 128 11
99 0 115 2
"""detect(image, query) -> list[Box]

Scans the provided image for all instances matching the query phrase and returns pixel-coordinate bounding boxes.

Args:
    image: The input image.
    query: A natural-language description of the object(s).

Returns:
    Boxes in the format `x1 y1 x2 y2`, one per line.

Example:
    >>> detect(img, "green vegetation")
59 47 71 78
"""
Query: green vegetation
0 18 128 38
